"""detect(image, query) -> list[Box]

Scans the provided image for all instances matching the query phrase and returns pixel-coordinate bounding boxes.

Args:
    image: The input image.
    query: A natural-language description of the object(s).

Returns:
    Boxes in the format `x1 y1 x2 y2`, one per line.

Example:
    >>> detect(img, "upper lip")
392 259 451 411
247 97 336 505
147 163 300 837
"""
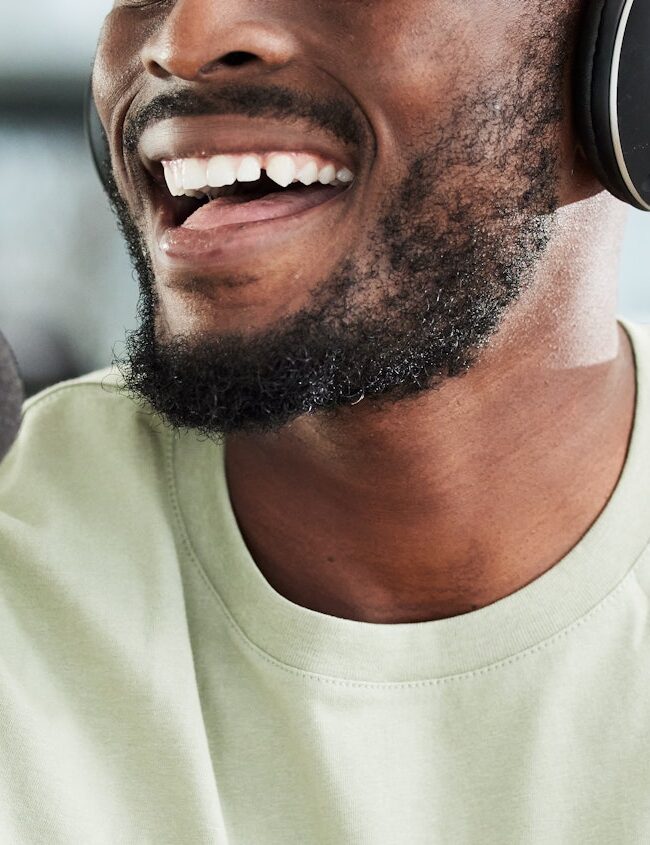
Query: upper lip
137 115 359 186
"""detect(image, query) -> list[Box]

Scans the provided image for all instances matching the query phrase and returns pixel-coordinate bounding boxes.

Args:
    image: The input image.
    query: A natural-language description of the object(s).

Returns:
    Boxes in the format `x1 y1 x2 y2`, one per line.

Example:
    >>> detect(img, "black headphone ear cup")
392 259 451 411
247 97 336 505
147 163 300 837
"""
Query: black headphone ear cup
574 0 650 210
84 79 112 195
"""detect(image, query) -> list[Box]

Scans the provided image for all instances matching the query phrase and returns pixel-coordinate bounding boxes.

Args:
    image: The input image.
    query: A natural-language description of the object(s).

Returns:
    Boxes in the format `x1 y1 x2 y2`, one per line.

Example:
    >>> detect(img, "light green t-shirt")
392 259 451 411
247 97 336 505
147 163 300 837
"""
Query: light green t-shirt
1 317 649 845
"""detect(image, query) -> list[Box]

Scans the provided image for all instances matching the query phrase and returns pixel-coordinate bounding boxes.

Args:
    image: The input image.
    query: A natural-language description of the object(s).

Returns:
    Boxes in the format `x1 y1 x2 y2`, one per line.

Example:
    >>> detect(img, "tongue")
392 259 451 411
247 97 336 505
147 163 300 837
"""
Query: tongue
181 184 340 231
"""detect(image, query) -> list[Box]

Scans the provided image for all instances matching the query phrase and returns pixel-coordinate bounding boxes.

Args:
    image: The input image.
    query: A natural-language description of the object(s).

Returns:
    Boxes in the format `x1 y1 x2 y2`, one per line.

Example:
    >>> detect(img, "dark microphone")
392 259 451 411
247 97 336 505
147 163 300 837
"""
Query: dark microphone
0 331 23 461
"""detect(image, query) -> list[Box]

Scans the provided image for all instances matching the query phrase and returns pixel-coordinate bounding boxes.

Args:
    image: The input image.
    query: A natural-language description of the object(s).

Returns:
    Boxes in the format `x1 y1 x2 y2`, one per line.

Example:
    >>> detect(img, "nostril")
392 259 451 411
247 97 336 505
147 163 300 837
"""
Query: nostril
219 51 258 67
198 51 258 76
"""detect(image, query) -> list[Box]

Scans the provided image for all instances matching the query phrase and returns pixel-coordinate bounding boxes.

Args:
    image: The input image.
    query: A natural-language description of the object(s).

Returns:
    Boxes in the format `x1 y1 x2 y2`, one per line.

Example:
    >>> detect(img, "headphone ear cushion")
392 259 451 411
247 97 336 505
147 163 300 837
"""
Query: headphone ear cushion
84 80 112 195
573 0 613 191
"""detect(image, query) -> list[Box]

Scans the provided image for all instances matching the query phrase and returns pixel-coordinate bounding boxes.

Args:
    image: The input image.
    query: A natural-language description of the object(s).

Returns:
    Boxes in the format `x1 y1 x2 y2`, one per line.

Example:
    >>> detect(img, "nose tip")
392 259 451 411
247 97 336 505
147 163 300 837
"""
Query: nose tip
142 15 301 83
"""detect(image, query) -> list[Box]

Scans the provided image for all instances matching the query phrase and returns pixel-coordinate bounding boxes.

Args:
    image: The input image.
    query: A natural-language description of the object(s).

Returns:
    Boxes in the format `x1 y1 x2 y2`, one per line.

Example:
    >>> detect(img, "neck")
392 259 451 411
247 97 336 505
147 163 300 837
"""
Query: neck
224 193 636 623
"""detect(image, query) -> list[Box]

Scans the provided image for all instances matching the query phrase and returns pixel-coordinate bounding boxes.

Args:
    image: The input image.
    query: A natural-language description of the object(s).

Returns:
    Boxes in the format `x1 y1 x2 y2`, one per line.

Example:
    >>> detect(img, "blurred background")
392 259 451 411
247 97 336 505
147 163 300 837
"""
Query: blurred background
2 1 650 397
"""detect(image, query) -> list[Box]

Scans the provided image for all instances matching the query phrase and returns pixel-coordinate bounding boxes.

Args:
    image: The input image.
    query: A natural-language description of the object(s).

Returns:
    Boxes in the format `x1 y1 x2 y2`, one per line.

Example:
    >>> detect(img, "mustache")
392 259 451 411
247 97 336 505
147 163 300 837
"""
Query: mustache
122 84 367 154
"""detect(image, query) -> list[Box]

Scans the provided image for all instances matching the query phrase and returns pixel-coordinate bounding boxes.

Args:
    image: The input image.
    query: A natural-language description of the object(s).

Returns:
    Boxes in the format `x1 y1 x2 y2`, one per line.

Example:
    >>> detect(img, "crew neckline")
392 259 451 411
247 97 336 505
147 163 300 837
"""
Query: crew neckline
171 318 650 684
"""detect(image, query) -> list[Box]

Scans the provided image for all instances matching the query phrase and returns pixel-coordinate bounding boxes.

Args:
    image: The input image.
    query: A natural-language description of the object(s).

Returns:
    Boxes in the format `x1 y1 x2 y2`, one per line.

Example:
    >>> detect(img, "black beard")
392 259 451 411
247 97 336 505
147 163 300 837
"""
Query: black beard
105 11 573 441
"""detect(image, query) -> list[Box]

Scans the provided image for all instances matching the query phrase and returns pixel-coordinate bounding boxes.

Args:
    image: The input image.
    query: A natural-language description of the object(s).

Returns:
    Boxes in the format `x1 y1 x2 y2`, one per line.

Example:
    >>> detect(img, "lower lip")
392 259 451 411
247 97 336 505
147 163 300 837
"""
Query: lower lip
154 183 350 270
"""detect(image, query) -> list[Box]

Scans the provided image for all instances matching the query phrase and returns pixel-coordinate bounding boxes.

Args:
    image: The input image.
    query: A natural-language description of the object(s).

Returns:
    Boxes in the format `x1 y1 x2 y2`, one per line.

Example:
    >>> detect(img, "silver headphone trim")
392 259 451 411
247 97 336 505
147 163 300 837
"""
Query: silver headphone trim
610 0 650 210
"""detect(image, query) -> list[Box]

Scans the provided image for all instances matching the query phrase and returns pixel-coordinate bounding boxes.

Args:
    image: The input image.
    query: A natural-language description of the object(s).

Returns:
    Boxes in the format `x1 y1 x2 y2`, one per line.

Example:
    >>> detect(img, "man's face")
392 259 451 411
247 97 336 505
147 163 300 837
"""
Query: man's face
93 0 579 438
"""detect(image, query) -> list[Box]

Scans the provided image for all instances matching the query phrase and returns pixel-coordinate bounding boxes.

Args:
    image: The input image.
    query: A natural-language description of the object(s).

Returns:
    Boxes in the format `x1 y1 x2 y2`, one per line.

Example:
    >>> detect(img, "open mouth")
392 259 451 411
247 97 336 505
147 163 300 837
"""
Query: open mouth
135 113 365 269
149 151 355 232
138 132 359 268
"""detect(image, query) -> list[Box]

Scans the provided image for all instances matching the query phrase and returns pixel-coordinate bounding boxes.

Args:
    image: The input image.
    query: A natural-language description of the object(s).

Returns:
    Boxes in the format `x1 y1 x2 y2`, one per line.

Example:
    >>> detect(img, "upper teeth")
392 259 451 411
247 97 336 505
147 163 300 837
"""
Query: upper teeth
161 152 355 198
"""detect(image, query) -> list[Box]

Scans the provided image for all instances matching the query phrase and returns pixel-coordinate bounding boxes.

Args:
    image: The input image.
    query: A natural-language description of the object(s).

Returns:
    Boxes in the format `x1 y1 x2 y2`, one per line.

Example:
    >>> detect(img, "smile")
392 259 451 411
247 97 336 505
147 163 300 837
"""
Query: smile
136 117 360 271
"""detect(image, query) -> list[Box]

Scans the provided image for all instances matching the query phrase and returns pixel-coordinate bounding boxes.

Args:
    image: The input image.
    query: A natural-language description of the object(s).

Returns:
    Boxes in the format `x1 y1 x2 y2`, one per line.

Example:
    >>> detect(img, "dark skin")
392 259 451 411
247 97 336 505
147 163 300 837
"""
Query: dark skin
94 0 636 623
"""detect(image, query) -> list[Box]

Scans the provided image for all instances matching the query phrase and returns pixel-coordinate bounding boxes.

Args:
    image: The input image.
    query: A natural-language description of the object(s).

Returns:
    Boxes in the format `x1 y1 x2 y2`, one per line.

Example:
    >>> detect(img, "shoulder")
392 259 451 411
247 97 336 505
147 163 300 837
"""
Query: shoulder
0 368 183 637
0 372 191 753
0 366 173 522
18 365 167 453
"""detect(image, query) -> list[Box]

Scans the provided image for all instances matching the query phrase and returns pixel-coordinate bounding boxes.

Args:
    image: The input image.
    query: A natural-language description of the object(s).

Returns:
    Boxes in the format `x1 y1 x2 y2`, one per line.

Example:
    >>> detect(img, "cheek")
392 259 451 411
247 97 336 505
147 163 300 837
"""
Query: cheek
92 9 151 125
353 11 464 159
350 2 516 152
